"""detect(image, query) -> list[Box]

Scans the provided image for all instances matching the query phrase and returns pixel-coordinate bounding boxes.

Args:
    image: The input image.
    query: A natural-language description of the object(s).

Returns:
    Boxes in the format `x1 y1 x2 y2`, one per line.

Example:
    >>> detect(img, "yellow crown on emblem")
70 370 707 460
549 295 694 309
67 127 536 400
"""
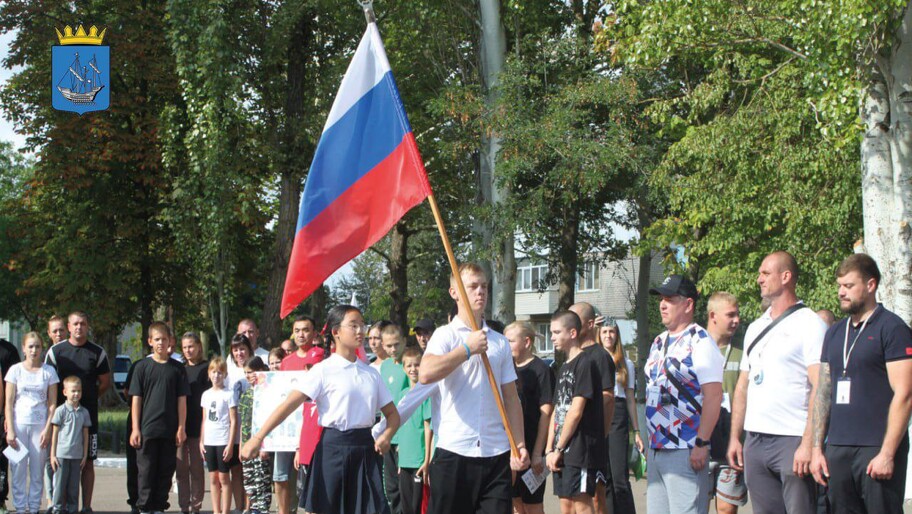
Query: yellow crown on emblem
55 25 106 45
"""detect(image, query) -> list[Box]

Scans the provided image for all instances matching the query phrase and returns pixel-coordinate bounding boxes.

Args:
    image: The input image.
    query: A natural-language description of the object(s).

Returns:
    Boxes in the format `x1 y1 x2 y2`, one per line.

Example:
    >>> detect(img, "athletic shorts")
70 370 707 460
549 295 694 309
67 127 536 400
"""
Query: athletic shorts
713 463 748 507
553 465 598 498
273 451 296 481
511 469 547 504
88 433 98 460
204 444 240 473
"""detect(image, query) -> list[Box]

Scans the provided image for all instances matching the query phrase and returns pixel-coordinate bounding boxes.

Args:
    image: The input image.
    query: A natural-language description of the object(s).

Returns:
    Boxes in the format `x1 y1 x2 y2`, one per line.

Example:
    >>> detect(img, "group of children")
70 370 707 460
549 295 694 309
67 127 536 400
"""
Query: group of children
3 332 91 514
114 307 435 514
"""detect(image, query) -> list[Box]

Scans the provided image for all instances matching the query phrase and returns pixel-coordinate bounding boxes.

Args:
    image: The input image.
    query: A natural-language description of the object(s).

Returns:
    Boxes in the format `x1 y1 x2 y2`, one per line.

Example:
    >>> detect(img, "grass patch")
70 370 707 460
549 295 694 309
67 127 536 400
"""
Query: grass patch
97 407 129 454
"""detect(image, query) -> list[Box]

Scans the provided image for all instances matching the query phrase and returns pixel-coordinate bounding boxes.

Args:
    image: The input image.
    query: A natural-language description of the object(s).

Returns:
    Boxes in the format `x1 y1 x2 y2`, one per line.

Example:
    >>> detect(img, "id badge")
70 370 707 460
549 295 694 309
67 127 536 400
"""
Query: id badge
646 385 660 408
721 392 731 412
836 378 851 404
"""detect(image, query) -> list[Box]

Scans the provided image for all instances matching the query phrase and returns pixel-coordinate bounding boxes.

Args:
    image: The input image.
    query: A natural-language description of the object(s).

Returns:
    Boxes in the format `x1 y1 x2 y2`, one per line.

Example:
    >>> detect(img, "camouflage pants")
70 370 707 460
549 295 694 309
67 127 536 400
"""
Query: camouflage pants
242 457 272 514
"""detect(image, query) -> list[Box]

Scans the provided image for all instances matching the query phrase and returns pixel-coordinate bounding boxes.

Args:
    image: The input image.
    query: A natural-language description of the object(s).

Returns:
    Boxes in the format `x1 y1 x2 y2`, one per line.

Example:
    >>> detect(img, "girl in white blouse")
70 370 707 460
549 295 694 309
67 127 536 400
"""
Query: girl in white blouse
240 305 400 514
5 332 59 514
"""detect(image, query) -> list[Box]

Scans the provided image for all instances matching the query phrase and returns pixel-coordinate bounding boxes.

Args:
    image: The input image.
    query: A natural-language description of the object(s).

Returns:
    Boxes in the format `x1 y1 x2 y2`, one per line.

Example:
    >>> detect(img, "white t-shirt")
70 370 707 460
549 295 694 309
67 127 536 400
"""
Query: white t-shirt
740 305 826 436
615 358 636 399
5 363 60 425
297 354 392 431
425 317 518 458
200 388 237 446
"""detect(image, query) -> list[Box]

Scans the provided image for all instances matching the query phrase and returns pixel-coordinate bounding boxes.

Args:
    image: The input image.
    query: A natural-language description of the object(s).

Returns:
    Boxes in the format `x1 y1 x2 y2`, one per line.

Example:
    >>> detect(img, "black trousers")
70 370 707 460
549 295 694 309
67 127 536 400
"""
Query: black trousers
0 414 9 503
136 437 178 512
428 448 511 514
125 419 138 508
605 401 637 514
826 440 908 514
384 444 401 514
399 467 424 514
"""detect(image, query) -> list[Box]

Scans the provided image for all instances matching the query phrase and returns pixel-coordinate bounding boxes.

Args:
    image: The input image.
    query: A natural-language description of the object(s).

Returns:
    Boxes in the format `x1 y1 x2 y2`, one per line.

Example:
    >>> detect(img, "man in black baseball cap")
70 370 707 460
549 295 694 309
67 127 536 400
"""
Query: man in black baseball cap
414 319 435 351
643 274 724 513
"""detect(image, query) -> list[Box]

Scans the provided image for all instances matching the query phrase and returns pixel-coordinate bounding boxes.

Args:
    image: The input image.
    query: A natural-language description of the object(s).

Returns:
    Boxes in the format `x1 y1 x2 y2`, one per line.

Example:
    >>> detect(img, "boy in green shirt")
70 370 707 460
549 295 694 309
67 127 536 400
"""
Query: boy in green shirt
397 347 433 514
379 323 410 513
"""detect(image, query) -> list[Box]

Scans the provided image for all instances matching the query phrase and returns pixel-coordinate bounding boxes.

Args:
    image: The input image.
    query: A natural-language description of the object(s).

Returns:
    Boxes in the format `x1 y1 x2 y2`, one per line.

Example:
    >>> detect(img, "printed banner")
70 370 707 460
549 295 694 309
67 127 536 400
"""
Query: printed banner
251 371 306 452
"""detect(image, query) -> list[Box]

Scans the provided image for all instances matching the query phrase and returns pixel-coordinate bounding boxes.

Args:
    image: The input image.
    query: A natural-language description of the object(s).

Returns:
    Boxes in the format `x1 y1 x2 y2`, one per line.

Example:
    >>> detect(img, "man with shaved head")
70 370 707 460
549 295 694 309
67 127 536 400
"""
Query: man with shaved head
569 302 615 514
727 251 827 513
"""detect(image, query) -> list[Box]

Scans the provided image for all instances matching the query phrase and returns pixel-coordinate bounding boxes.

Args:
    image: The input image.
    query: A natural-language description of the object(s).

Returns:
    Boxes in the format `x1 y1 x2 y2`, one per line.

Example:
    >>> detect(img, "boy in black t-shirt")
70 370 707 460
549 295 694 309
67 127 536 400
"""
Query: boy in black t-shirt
129 322 190 514
546 310 606 513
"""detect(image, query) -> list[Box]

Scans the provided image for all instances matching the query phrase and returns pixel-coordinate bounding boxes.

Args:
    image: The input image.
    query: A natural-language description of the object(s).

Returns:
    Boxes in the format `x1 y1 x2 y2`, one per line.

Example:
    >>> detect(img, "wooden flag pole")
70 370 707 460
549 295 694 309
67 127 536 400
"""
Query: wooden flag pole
426 192 519 458
357 0 517 458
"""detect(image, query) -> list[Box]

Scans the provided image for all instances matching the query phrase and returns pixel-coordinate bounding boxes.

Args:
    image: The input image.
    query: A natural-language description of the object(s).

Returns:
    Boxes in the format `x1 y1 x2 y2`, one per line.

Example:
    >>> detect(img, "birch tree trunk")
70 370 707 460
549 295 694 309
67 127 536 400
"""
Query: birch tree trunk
862 3 912 324
478 0 515 323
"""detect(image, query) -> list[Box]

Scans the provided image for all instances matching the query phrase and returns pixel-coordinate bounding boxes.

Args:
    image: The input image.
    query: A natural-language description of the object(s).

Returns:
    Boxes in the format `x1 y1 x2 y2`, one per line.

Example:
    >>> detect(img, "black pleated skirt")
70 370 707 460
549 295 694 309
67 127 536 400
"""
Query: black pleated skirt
301 427 391 514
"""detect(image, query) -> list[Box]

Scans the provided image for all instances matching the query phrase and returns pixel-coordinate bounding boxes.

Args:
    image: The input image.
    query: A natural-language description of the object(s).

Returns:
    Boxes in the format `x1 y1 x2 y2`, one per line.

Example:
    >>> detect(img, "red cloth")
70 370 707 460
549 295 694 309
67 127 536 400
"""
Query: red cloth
281 351 308 371
298 400 322 465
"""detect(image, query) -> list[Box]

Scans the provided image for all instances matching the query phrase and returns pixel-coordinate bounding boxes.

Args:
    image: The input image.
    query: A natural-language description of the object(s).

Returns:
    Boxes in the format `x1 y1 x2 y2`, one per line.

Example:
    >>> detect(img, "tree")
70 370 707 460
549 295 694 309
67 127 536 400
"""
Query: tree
858 4 912 322
493 0 640 310
609 0 883 320
0 0 193 354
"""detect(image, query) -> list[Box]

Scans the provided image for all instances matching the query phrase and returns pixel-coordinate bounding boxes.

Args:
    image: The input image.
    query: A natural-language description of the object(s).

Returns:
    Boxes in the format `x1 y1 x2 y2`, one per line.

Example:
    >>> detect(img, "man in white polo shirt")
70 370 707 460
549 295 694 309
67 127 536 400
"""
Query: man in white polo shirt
727 251 826 514
419 262 529 514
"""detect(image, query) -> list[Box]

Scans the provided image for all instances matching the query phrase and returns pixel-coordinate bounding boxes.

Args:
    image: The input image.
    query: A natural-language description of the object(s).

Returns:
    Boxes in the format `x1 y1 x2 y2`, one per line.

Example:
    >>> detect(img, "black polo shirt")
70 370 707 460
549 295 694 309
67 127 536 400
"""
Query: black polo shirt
821 305 912 446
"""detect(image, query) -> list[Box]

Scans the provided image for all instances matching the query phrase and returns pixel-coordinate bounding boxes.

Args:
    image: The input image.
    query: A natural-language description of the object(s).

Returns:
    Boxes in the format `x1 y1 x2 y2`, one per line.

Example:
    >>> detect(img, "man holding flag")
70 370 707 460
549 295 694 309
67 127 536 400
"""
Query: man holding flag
276 4 527 512
420 263 529 514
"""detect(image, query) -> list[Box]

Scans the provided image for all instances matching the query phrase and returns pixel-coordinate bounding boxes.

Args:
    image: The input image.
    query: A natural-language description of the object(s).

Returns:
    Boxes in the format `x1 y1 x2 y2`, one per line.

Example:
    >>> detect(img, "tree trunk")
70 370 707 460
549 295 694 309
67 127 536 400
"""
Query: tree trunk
556 206 580 310
388 221 412 329
635 200 653 400
862 3 912 324
261 13 311 347
478 0 514 323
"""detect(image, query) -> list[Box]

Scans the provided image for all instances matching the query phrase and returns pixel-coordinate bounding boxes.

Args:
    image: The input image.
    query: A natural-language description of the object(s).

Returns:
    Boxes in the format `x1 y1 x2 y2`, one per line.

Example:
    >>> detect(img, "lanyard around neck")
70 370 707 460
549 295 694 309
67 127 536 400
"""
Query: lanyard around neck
842 306 878 377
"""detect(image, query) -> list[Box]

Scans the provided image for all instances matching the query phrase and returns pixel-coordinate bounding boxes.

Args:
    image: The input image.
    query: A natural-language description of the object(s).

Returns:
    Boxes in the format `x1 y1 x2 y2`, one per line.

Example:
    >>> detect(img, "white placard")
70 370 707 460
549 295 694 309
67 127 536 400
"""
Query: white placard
251 371 306 452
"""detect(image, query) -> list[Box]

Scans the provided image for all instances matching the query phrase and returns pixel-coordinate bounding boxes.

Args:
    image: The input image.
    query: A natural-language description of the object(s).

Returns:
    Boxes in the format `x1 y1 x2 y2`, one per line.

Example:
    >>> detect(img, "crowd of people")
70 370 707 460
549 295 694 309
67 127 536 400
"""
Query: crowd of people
0 251 908 514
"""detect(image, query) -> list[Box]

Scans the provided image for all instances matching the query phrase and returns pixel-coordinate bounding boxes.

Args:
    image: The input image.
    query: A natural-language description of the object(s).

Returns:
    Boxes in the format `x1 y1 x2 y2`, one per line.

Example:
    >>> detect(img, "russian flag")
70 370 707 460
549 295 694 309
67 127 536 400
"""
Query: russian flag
281 22 432 318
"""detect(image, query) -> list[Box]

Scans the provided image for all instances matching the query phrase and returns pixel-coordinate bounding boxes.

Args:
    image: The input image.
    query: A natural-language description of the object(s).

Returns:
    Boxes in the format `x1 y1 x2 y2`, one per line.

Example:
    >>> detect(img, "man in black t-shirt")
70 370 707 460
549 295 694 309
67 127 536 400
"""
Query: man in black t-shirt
570 302 616 514
811 254 912 514
0 337 21 513
546 310 605 512
44 312 112 514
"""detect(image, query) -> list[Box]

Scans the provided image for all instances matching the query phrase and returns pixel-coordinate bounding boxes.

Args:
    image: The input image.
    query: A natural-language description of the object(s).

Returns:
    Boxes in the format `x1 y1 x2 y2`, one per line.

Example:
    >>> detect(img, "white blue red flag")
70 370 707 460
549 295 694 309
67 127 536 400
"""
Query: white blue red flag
281 22 431 317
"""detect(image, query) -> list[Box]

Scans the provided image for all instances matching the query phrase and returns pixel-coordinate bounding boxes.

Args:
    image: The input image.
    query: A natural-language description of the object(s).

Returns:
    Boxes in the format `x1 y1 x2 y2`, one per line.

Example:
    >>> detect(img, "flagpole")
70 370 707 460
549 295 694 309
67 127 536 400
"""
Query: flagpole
356 0 518 459
427 192 520 458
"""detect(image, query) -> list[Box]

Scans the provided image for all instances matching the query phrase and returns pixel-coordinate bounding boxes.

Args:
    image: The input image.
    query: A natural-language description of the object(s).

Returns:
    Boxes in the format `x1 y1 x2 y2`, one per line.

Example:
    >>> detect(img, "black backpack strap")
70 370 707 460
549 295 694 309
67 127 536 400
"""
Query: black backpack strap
746 303 808 358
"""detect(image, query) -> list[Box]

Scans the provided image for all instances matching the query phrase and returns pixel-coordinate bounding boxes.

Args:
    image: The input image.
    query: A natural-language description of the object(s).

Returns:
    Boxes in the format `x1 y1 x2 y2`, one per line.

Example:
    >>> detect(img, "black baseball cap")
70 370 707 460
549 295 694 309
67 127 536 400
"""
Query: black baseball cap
649 274 699 300
414 318 435 332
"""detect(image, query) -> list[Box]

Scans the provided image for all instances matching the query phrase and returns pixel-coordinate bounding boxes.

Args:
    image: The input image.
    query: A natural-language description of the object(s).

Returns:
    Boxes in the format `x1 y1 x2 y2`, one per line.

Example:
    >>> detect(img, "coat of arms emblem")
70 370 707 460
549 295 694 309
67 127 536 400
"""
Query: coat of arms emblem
52 25 109 114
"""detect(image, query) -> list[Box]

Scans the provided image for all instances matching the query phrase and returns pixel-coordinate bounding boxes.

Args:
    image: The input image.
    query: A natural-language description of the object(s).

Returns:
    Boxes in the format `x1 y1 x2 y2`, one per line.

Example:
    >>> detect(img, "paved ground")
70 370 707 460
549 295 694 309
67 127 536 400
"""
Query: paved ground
42 459 912 513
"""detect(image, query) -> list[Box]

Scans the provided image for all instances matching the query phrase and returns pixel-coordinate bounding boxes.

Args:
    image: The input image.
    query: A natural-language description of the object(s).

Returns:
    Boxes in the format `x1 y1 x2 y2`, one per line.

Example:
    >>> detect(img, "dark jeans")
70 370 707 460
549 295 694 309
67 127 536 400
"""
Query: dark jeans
827 440 908 514
136 438 177 512
605 402 636 514
428 448 510 514
384 444 401 514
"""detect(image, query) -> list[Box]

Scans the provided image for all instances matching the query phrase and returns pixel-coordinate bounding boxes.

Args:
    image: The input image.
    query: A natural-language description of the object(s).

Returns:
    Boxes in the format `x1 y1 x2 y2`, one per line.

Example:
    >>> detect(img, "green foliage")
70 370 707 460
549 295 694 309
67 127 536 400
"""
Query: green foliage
605 0 883 319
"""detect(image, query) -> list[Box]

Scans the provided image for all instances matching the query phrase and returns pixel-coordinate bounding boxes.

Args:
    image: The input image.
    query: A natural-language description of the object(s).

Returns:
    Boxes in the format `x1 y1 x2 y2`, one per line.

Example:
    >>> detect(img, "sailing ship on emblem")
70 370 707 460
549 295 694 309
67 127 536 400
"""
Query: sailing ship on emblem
56 52 105 104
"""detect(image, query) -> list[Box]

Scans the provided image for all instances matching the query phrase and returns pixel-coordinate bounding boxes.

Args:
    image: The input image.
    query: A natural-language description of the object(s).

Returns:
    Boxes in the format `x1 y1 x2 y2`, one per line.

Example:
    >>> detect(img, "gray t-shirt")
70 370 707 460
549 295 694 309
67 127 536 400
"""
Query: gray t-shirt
51 403 92 459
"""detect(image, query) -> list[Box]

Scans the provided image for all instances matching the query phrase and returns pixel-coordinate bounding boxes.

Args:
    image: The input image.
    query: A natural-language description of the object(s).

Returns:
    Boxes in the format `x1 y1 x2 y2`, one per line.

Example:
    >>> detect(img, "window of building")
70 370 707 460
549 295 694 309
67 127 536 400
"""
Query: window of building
536 323 553 353
576 261 600 292
516 263 548 292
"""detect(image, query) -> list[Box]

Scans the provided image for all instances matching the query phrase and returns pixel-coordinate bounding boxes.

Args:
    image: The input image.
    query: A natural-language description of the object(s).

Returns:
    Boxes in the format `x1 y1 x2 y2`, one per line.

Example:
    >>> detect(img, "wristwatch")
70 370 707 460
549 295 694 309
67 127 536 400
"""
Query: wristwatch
694 437 710 448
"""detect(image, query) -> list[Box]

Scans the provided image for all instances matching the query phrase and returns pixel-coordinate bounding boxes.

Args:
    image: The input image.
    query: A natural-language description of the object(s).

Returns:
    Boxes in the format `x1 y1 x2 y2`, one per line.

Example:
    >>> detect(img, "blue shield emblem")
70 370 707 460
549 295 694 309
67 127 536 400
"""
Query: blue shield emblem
52 26 109 114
